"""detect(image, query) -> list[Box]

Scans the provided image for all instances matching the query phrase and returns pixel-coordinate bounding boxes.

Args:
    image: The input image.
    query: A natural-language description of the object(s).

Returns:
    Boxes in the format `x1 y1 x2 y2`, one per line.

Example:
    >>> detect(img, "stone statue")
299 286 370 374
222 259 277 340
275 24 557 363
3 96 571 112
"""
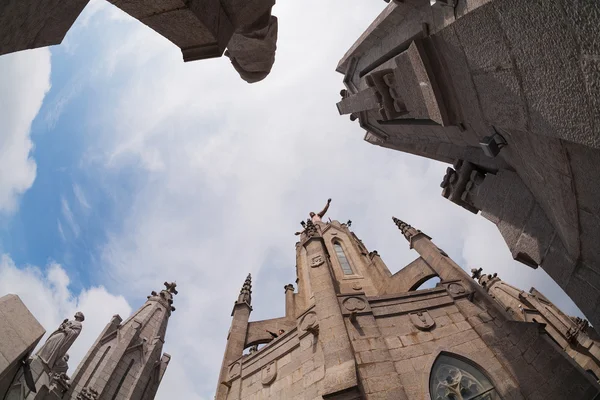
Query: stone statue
310 199 331 223
225 9 278 83
53 354 70 375
37 312 84 370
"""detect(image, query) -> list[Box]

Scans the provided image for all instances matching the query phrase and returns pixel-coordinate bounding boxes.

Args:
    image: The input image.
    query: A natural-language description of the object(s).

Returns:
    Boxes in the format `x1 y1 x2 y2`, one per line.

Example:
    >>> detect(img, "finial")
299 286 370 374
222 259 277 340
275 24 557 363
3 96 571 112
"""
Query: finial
471 268 483 280
164 282 178 295
238 274 252 305
392 216 429 247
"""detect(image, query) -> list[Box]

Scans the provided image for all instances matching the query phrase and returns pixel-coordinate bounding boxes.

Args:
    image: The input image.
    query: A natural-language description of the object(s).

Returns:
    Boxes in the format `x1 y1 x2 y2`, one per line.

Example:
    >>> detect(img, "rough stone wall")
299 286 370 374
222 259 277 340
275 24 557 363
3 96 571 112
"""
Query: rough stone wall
336 0 600 329
225 327 325 400
0 0 89 56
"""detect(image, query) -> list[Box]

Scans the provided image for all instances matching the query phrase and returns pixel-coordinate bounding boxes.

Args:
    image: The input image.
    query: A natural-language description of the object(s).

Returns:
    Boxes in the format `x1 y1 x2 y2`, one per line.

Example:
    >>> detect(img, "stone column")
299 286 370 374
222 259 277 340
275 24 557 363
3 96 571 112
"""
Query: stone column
215 275 252 400
284 284 295 319
301 221 358 397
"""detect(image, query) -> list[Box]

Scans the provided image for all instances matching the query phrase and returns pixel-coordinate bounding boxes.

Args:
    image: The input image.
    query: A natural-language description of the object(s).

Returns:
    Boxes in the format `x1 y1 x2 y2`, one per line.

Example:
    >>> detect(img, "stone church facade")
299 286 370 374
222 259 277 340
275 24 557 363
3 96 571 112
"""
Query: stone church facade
335 0 600 330
0 283 176 400
215 217 600 399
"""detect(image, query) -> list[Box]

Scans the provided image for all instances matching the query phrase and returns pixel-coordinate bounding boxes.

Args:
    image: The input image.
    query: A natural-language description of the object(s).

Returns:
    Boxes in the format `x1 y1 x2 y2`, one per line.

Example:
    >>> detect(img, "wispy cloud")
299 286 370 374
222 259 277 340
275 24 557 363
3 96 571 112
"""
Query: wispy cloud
61 196 80 238
73 183 91 210
57 220 66 242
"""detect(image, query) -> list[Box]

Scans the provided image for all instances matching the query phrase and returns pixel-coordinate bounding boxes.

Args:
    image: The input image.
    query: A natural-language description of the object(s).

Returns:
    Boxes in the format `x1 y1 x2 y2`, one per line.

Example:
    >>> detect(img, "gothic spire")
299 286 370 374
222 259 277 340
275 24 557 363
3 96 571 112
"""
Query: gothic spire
237 274 252 305
392 217 419 241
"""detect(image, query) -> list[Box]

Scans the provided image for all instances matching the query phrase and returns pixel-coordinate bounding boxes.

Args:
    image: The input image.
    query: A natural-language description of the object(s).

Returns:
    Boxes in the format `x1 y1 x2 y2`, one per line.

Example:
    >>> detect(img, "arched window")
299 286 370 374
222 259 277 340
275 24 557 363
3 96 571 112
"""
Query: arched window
430 354 499 400
333 242 353 275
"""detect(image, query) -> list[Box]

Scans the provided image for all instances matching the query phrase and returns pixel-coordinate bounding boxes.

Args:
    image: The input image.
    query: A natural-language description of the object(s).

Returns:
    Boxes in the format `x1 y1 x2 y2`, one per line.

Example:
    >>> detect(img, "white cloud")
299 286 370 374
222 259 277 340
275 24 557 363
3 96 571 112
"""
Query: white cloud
0 49 51 213
0 254 131 372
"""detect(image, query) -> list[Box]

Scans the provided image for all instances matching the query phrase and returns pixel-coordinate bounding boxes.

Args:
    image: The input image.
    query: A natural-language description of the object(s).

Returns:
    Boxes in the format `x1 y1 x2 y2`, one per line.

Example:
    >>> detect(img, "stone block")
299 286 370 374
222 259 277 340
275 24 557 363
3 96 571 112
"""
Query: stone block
495 0 596 147
0 295 45 398
108 0 186 19
565 274 600 324
540 234 576 288
513 204 555 266
452 3 510 72
579 209 600 266
0 0 88 56
472 69 527 131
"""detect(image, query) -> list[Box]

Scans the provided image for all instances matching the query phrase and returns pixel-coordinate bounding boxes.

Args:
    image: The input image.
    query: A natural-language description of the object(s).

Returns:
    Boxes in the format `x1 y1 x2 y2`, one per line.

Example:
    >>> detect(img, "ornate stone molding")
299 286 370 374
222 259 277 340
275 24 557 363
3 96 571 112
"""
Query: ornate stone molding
298 312 318 335
309 254 325 268
409 311 435 331
77 387 99 400
338 295 371 318
227 361 241 382
261 361 277 385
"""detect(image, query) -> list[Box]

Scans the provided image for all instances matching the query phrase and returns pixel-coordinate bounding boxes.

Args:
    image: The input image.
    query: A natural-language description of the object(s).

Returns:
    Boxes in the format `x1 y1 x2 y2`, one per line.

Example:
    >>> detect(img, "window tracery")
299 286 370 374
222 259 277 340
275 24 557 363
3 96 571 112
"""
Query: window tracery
430 354 499 400
333 242 353 275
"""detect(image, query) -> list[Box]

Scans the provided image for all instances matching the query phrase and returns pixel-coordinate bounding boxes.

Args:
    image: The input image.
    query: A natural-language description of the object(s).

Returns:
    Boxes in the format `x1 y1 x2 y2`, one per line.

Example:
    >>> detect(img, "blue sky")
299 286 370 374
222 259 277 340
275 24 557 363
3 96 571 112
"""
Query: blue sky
0 1 586 399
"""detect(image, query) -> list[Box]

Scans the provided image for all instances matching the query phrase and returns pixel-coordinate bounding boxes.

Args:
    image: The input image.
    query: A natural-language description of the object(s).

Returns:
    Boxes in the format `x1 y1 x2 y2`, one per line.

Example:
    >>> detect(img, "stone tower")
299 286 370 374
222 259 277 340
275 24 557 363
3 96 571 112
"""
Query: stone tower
215 214 600 399
335 0 600 330
64 282 176 400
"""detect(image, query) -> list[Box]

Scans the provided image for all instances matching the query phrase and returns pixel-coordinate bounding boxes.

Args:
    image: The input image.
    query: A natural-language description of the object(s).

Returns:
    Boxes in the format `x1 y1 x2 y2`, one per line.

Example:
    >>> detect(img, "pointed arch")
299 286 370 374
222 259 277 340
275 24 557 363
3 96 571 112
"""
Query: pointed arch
429 352 499 400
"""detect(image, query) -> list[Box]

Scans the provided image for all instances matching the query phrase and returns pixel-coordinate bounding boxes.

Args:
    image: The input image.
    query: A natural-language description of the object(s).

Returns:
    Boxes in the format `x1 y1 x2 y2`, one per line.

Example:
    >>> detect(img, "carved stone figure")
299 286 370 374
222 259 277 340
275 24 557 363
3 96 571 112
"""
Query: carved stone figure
37 312 84 370
53 354 70 375
225 9 278 83
310 199 332 223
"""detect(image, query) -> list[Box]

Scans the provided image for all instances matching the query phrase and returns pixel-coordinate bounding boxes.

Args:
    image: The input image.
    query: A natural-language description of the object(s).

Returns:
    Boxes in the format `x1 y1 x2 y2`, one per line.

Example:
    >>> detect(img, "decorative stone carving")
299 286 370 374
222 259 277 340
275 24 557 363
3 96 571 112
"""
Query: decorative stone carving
410 311 435 331
447 283 466 295
164 281 178 295
470 268 483 280
284 284 294 292
440 160 486 214
352 282 363 291
310 254 325 268
37 312 84 370
77 387 99 400
299 312 318 334
566 317 589 343
342 297 367 313
305 219 319 238
49 370 71 394
365 69 408 121
261 361 277 385
228 361 242 381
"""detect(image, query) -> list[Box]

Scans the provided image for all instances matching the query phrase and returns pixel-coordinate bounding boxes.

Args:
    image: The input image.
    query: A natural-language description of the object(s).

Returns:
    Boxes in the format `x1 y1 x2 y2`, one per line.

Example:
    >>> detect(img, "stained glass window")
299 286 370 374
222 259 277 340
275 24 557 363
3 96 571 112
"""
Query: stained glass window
430 354 499 400
333 242 353 275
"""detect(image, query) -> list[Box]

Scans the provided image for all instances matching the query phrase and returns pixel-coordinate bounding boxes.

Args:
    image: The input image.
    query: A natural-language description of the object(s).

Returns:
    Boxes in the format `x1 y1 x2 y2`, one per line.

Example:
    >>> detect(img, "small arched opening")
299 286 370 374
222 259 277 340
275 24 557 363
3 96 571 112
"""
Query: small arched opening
410 276 441 291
